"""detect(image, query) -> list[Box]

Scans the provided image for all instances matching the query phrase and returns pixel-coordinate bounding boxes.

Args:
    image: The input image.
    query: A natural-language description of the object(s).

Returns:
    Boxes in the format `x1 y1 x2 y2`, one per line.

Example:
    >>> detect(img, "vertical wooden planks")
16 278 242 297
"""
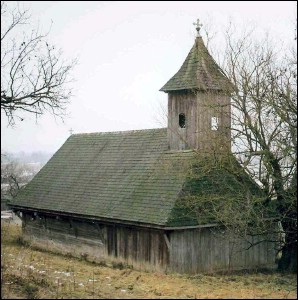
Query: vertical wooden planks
169 226 278 274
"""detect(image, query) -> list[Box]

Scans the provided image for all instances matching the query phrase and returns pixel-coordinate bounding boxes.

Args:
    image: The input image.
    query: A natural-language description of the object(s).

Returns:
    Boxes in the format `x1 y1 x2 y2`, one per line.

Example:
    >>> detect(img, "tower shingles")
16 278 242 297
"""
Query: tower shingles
160 37 234 93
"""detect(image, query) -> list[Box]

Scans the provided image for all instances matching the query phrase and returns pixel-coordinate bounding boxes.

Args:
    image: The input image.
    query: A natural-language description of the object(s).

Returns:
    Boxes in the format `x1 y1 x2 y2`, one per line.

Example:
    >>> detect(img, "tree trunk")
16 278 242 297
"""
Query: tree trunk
278 219 297 273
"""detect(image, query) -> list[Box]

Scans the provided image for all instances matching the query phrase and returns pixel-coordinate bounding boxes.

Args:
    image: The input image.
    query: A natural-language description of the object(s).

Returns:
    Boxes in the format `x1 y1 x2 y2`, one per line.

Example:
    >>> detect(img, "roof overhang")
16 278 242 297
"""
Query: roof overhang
9 204 219 231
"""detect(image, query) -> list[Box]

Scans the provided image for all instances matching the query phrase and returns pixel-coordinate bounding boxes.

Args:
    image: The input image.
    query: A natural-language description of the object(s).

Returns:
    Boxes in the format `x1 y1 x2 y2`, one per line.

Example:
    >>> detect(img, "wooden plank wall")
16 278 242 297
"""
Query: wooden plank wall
167 91 231 152
168 92 198 150
22 213 168 272
22 213 277 274
169 227 277 274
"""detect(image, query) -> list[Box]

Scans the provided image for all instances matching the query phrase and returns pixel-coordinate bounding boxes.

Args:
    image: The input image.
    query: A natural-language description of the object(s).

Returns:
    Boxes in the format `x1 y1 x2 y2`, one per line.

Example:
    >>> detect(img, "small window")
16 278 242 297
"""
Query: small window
211 117 219 131
179 113 186 128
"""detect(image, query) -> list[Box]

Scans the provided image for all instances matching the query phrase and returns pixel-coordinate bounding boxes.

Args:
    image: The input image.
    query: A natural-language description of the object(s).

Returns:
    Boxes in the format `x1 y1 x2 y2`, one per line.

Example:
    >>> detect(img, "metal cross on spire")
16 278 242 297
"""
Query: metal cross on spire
193 18 203 37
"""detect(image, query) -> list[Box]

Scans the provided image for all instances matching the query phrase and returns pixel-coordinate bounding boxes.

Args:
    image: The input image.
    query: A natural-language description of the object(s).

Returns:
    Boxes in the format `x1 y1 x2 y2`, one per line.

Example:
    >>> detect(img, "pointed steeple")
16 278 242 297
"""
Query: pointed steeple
160 36 233 93
161 20 233 152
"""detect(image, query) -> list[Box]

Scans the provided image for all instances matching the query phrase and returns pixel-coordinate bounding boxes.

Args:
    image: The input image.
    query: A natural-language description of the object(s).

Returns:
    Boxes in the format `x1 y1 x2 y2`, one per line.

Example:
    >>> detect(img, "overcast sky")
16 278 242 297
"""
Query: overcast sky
1 1 296 154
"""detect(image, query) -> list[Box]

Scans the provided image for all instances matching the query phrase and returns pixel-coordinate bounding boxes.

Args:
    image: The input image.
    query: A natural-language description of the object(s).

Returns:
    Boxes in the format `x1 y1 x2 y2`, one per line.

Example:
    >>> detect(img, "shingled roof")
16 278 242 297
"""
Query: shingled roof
10 129 195 227
9 128 263 228
160 37 233 92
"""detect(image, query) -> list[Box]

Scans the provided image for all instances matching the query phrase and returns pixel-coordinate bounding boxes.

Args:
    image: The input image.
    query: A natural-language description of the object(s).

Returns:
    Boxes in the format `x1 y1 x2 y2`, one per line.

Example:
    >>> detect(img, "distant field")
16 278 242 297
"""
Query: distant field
1 221 297 299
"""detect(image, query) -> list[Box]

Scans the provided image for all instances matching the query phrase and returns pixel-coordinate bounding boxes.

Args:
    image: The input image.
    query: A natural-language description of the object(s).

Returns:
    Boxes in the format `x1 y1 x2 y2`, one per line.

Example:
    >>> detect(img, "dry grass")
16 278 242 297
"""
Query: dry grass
1 221 297 299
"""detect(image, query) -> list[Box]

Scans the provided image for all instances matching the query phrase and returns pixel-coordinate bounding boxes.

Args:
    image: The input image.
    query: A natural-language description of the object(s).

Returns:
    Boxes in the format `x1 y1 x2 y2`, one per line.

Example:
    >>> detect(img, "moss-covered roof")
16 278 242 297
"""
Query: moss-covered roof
160 37 234 93
9 129 263 227
10 129 193 226
167 156 267 227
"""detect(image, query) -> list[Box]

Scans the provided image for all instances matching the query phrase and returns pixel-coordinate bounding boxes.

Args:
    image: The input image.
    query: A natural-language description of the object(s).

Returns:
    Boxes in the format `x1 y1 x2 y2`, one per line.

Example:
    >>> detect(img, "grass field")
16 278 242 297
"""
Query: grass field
1 221 297 299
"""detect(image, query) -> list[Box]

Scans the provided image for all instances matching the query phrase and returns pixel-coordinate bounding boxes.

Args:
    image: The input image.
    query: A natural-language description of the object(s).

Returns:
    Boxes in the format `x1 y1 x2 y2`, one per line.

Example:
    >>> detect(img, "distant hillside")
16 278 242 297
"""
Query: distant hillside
1 151 53 207
2 151 53 164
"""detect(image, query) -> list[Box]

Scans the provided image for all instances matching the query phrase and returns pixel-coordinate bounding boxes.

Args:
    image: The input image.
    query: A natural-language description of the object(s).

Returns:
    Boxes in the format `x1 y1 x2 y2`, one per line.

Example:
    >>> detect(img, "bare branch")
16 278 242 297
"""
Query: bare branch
1 1 77 126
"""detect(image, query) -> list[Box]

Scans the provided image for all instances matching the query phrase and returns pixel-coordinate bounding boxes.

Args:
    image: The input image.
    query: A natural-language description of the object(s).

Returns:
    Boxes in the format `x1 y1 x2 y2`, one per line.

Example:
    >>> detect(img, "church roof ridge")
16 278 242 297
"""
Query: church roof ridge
72 127 167 137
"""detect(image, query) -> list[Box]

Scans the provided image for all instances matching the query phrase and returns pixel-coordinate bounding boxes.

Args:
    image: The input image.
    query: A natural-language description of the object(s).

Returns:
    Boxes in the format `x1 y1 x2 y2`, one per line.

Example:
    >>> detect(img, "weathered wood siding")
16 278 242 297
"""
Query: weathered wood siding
167 91 231 152
22 213 277 274
22 213 169 272
168 227 277 274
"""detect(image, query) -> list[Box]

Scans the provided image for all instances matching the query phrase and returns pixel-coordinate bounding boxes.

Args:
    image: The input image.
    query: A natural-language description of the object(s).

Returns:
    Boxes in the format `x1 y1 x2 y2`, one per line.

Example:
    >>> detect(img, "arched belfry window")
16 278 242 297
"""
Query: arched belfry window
179 113 186 128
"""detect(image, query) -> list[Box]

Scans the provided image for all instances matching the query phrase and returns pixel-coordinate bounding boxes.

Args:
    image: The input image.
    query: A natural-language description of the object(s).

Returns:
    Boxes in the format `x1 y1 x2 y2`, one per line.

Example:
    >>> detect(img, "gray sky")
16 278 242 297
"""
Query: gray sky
1 1 296 154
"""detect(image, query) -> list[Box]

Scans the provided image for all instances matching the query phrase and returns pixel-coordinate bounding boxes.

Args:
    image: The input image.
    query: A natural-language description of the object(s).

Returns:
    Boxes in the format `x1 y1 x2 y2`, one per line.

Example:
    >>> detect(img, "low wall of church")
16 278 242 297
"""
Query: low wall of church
21 212 278 274
21 212 169 273
168 226 278 274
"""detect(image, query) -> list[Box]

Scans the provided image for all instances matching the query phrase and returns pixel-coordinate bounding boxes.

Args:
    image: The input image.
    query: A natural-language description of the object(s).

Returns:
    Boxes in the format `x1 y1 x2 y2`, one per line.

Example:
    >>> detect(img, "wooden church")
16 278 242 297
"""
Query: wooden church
9 21 277 274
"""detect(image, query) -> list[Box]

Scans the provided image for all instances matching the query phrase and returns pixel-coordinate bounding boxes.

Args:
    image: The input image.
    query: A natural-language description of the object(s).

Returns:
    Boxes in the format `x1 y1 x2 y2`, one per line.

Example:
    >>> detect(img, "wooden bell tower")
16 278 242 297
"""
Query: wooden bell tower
160 20 233 154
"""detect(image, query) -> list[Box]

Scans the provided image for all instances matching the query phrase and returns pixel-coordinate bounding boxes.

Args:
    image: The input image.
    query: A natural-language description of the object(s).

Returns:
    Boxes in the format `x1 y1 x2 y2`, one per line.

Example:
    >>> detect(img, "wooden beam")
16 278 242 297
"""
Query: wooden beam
163 223 219 230
164 233 171 250
95 222 105 242
12 205 260 231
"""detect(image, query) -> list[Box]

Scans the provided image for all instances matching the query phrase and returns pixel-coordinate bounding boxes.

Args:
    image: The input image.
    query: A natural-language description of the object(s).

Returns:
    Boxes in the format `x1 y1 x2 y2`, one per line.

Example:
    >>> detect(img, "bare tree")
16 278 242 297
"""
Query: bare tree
1 1 76 126
222 23 297 272
1 152 37 200
162 22 296 272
